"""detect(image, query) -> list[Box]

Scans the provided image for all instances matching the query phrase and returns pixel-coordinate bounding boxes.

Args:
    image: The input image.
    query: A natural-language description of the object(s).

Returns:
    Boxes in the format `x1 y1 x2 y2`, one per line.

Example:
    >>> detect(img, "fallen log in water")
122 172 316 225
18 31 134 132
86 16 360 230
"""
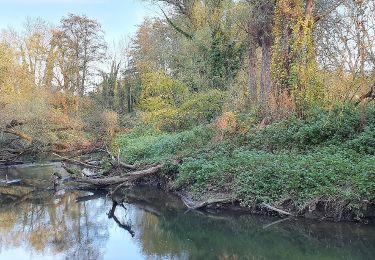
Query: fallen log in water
77 164 163 187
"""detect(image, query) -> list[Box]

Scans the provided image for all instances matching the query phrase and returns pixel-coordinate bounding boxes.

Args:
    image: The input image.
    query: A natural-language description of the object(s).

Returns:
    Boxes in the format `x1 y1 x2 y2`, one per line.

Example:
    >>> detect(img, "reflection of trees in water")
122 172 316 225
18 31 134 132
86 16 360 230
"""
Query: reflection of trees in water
0 191 110 260
0 185 374 260
128 190 375 260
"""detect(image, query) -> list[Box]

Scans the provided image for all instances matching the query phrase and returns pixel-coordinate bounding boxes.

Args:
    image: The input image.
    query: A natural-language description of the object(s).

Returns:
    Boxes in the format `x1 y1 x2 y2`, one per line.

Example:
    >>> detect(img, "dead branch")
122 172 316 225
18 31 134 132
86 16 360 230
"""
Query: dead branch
105 146 136 170
261 202 293 216
110 181 132 197
181 196 234 210
52 152 99 168
1 129 33 143
77 164 163 187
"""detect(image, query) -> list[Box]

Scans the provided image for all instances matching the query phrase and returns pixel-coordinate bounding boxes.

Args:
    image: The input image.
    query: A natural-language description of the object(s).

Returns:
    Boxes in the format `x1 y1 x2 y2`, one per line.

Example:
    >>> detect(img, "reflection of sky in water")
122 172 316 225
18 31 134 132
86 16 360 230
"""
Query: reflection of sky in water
0 165 374 260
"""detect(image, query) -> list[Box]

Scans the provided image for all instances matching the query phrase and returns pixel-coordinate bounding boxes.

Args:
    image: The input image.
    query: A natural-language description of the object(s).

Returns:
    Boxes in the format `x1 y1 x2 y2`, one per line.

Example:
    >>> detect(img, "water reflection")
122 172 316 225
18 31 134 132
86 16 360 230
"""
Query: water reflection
0 166 374 260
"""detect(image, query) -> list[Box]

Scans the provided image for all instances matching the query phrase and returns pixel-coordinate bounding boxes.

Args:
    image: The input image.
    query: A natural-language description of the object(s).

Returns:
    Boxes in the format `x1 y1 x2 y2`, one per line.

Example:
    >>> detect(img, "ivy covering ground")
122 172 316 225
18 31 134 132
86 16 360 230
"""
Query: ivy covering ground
114 105 375 213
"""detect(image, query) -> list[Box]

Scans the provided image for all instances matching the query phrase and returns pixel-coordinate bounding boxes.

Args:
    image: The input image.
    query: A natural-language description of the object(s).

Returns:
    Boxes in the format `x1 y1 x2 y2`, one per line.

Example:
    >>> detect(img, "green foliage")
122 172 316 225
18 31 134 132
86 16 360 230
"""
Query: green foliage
246 105 375 152
114 126 214 164
141 87 226 131
116 105 375 211
178 89 226 127
271 0 322 111
139 71 189 109
177 145 374 208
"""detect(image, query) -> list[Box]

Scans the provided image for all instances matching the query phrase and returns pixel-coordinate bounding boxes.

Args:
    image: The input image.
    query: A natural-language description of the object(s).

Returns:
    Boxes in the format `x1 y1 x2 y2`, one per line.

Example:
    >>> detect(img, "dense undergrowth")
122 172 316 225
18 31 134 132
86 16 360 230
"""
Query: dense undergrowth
114 105 375 216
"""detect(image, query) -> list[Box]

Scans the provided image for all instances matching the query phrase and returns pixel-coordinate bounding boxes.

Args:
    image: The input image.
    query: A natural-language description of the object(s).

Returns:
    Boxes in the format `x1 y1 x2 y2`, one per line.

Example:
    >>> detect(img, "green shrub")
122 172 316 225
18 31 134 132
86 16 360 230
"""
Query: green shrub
246 105 375 152
114 126 214 164
177 146 374 207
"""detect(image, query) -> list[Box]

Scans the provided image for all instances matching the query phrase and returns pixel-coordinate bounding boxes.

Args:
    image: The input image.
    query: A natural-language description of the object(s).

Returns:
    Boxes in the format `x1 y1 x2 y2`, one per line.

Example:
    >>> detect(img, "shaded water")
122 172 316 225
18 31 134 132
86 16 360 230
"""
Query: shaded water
0 164 374 260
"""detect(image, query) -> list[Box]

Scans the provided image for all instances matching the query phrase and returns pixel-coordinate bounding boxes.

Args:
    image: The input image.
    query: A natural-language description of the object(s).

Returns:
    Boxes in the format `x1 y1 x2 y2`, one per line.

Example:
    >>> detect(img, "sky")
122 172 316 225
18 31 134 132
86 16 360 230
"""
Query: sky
0 0 158 43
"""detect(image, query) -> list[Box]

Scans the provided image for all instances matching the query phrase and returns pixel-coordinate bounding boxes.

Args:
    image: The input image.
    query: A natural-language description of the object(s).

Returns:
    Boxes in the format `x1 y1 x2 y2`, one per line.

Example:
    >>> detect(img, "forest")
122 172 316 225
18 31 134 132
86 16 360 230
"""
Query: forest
0 0 375 222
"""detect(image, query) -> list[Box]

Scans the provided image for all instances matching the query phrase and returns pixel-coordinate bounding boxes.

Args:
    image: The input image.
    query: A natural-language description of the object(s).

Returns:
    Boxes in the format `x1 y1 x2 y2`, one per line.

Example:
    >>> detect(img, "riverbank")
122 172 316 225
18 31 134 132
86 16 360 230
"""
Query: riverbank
113 105 375 222
1 164 374 260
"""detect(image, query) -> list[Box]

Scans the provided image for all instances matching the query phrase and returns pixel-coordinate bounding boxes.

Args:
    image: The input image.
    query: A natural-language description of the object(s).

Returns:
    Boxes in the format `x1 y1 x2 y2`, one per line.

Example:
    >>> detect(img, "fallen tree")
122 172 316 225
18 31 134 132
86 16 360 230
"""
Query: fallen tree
76 164 163 187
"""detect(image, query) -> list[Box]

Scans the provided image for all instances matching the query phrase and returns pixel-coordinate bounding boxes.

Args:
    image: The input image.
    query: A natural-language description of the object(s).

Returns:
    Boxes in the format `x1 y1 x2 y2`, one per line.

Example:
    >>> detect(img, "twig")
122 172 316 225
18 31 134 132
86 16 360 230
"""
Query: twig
105 146 136 170
52 152 98 168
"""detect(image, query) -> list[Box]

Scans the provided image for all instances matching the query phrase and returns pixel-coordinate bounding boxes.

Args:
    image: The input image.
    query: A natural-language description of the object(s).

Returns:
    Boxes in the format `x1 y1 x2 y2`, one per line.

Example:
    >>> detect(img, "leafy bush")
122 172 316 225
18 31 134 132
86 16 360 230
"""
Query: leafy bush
178 89 226 127
247 105 375 152
141 89 226 131
114 126 214 164
116 105 375 211
177 146 375 207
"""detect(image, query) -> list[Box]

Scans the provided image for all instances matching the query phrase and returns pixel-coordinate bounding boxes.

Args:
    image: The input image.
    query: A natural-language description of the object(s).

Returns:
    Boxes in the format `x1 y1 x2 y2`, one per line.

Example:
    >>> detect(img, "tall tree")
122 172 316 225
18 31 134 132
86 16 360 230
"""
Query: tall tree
271 0 322 111
58 14 107 96
245 0 276 106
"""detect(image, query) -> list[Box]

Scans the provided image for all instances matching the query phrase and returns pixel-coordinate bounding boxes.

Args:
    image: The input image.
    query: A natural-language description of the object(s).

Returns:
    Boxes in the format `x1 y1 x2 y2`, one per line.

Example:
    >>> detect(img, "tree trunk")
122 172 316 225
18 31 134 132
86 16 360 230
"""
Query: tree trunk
248 34 258 106
305 0 314 21
260 39 272 106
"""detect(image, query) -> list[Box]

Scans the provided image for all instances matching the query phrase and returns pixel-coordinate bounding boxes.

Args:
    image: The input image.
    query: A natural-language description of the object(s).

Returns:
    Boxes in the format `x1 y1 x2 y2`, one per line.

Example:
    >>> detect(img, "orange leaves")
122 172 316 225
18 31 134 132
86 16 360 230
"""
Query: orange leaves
215 111 237 141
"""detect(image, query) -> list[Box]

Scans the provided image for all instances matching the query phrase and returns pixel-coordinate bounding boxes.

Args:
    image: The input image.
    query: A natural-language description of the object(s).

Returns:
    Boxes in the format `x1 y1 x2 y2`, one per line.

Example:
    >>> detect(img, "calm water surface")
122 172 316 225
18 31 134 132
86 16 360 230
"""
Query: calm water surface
0 164 374 260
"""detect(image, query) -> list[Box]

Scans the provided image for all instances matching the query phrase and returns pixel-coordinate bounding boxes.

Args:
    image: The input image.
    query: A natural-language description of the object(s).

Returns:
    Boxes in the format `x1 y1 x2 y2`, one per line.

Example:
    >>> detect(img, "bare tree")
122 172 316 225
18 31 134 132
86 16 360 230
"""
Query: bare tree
58 14 107 96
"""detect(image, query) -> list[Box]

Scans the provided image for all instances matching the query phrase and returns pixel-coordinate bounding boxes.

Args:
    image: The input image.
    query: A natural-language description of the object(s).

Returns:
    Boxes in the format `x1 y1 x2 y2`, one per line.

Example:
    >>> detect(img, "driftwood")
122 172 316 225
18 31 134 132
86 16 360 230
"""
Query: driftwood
260 202 293 216
110 182 132 197
77 164 163 187
52 152 99 168
181 196 234 210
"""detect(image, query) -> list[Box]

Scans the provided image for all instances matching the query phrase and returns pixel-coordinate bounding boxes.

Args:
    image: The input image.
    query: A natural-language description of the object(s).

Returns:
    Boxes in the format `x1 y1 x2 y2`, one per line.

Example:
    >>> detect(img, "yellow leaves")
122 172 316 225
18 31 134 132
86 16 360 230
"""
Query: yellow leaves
102 110 119 139
192 0 207 29
139 71 189 108
140 86 226 131
272 0 321 113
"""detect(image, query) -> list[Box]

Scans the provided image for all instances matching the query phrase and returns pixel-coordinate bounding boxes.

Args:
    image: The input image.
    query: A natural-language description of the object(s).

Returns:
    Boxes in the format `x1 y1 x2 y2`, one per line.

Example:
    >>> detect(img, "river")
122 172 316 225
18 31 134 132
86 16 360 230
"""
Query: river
0 164 374 260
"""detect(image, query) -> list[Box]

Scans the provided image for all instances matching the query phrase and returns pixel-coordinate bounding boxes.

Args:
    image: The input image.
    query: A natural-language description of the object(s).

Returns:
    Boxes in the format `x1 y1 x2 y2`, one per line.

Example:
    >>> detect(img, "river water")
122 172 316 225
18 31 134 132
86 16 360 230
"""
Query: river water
0 164 374 260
